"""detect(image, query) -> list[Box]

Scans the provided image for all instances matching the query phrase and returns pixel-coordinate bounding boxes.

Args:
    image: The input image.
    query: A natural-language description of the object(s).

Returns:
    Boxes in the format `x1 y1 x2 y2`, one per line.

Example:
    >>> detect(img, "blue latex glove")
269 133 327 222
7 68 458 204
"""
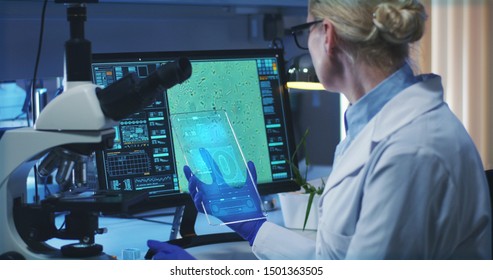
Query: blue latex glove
184 149 266 246
146 240 195 260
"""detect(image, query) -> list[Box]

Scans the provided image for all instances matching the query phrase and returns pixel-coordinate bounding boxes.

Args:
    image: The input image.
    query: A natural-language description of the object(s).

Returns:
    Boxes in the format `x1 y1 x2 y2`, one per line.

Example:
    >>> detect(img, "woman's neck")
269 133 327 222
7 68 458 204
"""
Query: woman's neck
340 62 392 104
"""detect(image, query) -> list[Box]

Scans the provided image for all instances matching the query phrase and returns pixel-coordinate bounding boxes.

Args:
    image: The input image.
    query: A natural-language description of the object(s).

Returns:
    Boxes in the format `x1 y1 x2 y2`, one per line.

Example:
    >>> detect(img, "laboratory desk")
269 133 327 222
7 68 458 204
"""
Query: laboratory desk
46 196 317 260
36 165 330 260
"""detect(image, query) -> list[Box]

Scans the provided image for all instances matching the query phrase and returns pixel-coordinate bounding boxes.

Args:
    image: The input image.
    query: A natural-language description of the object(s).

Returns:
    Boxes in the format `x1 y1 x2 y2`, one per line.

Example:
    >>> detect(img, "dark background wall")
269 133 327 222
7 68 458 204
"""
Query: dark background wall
0 1 307 80
0 0 340 168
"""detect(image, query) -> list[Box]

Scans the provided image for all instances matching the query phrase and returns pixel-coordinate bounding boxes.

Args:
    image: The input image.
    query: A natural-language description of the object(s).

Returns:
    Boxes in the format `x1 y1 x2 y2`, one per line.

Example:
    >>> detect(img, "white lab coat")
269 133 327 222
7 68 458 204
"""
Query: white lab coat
252 75 492 259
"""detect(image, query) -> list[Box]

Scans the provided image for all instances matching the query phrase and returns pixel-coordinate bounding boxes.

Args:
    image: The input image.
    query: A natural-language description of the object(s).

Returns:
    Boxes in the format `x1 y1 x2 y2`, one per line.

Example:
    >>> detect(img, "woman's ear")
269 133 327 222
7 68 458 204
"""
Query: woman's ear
323 19 337 56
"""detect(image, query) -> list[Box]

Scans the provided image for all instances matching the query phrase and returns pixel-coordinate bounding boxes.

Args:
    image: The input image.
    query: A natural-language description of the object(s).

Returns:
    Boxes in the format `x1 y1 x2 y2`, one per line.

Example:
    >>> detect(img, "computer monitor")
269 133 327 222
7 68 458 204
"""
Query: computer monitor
91 48 299 213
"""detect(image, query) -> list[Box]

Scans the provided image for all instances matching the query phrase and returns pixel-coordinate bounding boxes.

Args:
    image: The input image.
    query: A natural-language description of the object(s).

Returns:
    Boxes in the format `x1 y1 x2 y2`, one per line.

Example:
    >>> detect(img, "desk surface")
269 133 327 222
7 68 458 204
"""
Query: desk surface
46 195 317 260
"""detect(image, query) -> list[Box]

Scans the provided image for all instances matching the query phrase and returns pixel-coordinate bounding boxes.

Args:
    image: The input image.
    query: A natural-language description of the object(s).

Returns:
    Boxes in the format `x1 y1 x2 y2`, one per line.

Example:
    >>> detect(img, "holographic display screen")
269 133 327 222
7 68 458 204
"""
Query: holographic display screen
171 110 266 225
91 49 298 210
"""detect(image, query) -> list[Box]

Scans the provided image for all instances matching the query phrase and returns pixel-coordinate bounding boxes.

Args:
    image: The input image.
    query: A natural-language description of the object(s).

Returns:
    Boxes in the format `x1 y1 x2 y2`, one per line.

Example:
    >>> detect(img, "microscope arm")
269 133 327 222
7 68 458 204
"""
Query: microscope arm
35 82 117 131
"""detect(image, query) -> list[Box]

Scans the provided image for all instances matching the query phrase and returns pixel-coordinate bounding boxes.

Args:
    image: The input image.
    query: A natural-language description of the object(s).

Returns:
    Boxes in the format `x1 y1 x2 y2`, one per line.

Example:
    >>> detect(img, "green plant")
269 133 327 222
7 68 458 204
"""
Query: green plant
290 128 324 230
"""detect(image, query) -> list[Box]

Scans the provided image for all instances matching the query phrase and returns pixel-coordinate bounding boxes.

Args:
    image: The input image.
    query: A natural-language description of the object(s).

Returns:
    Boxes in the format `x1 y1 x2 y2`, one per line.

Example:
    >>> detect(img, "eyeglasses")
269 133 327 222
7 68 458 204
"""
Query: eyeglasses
290 20 323 50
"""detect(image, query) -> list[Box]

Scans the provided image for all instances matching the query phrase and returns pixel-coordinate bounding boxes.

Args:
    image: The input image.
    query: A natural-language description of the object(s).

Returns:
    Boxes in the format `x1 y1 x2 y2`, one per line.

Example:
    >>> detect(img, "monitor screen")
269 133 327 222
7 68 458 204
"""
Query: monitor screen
91 48 299 212
0 81 29 128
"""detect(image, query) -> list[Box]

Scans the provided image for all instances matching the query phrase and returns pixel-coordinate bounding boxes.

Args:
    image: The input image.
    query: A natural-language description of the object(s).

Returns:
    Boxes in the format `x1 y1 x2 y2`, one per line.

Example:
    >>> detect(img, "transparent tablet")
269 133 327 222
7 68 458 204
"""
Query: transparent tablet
170 110 266 225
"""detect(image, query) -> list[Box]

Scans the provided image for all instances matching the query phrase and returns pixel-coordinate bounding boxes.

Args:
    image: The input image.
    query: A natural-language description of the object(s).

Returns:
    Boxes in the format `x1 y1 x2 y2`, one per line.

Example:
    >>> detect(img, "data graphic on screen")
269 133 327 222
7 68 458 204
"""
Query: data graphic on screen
92 63 179 198
91 49 299 211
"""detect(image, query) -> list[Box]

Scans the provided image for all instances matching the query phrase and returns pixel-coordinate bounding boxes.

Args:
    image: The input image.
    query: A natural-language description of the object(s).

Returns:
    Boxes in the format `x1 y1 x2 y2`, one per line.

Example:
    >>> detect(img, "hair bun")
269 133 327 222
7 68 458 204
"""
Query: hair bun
372 0 427 44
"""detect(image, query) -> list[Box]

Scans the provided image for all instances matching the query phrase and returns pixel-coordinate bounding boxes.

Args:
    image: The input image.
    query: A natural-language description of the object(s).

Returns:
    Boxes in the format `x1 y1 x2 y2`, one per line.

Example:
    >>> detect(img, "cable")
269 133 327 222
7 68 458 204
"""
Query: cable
31 0 49 127
134 217 173 226
32 0 49 204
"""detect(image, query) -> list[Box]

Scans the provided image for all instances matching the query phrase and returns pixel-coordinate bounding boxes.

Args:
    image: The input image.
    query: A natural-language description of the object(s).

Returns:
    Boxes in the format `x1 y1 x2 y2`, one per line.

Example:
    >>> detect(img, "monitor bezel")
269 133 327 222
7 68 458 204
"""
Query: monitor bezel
92 48 300 213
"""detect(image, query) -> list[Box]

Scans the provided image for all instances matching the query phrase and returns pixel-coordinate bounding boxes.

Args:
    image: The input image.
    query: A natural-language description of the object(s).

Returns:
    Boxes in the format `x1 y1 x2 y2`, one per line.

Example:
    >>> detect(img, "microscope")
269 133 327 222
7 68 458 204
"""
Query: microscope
0 0 191 259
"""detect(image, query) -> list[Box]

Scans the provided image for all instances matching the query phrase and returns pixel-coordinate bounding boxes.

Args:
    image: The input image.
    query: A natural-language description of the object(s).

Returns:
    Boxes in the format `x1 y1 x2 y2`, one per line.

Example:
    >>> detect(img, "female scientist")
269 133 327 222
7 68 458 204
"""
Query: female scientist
148 0 491 259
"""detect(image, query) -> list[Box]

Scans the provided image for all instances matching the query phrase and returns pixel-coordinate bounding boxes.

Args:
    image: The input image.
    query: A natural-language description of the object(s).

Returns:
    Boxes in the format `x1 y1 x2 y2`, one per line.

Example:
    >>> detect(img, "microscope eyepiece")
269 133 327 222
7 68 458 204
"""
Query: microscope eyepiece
148 57 192 90
96 57 192 121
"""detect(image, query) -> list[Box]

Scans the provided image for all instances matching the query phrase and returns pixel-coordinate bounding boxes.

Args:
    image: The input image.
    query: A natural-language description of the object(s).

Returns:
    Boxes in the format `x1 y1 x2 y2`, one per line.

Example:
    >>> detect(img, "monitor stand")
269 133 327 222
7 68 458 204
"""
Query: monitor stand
166 197 244 249
141 195 247 259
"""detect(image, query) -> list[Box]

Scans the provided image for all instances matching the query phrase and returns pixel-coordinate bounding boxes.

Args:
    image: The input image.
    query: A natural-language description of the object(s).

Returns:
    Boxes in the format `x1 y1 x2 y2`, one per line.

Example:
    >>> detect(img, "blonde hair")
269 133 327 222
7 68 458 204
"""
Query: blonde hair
309 0 427 72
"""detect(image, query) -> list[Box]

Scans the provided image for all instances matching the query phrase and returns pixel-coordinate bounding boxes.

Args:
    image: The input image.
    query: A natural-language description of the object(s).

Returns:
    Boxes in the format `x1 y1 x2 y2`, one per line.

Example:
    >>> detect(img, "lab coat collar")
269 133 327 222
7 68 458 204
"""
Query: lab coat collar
324 75 444 192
